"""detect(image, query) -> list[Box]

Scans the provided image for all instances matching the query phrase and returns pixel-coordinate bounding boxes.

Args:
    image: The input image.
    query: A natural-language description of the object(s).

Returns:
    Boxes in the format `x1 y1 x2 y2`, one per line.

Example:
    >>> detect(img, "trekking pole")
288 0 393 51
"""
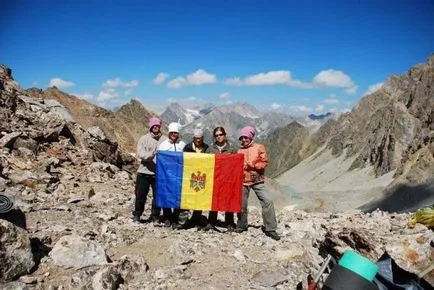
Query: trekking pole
308 254 333 290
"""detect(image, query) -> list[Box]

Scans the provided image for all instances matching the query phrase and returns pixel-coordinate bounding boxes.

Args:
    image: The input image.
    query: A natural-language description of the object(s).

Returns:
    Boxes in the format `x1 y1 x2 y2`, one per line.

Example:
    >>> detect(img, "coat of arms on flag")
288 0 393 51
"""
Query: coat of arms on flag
155 151 244 211
190 171 206 192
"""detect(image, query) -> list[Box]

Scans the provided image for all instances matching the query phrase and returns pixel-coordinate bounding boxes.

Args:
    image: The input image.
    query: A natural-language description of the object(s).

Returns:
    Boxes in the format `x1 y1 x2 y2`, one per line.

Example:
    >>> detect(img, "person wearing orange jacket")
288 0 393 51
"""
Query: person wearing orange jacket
235 126 280 240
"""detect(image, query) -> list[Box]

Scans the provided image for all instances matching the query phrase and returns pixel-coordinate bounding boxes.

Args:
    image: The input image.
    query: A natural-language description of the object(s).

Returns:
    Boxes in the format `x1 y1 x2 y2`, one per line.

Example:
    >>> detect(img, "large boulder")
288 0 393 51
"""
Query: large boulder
69 256 149 289
0 219 35 282
49 235 108 269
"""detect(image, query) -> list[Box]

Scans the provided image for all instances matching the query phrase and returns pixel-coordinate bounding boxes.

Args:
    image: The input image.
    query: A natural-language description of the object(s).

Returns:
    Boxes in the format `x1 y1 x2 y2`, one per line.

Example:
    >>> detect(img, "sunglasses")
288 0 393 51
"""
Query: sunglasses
239 136 250 140
214 133 224 137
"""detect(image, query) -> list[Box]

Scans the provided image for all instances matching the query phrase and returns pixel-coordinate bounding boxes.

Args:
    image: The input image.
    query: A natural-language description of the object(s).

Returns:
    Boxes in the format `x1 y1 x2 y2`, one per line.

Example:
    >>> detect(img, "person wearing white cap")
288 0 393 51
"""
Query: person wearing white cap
133 117 167 223
157 122 186 227
157 122 186 152
178 128 211 230
183 128 210 153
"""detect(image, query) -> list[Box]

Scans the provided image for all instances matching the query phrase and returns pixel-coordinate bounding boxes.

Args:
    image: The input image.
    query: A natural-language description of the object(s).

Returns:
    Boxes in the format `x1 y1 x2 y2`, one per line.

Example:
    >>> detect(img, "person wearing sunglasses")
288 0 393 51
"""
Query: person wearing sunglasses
157 122 186 227
133 117 167 223
204 126 238 231
235 126 280 241
179 128 211 230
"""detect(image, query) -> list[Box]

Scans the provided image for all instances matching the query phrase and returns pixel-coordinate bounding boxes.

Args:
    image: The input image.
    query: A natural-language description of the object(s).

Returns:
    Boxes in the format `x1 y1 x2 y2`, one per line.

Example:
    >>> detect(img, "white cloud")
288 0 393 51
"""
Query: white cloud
287 105 313 113
97 88 118 102
315 104 325 112
187 96 196 101
313 69 357 94
167 77 185 89
72 93 94 100
103 77 139 88
364 82 384 96
345 86 358 94
329 107 338 113
219 92 231 100
341 108 352 113
124 89 133 96
271 102 283 110
167 69 217 88
224 70 311 88
223 77 243 85
153 72 170 85
49 78 75 89
244 71 292 85
323 95 340 104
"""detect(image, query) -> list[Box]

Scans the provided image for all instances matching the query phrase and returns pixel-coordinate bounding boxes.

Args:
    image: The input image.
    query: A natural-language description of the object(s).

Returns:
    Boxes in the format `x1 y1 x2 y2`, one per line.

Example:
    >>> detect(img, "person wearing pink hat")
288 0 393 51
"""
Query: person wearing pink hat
235 126 280 240
133 117 167 223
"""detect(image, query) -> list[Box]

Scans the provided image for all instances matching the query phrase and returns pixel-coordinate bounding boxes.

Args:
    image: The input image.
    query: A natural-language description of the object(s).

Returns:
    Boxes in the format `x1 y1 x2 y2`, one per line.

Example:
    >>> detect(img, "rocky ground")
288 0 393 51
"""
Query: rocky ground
1 64 433 289
1 160 433 289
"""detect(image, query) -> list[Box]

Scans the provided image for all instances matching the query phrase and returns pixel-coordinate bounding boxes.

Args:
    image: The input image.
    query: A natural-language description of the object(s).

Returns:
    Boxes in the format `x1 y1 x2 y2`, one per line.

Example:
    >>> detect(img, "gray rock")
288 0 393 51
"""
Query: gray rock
8 171 39 185
90 162 120 174
385 230 434 286
12 137 38 153
251 270 289 287
0 220 35 282
44 99 75 123
50 235 108 269
0 132 22 148
18 275 37 284
0 281 32 290
87 126 106 141
67 196 85 204
155 265 187 280
230 249 246 263
69 256 148 289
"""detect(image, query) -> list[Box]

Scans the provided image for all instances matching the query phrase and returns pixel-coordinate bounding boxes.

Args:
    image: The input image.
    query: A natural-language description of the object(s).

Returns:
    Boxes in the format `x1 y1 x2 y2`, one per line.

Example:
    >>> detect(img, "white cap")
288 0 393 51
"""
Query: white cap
168 122 181 133
193 128 203 137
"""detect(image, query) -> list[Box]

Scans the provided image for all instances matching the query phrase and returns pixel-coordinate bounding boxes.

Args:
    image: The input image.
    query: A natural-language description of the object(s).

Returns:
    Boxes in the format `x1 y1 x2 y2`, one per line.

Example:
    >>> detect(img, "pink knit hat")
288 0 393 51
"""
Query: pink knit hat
239 126 256 140
148 117 161 129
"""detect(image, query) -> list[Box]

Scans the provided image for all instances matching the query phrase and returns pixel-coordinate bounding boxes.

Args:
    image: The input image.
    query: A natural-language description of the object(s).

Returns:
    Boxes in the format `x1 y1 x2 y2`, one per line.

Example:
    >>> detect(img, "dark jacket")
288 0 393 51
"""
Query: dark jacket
183 141 210 153
208 142 238 154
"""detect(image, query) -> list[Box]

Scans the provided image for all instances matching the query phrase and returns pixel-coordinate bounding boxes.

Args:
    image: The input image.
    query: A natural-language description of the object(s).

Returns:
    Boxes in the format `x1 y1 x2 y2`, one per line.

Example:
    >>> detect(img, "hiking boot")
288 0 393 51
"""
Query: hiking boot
150 215 160 223
163 220 171 227
234 227 247 233
202 223 215 232
132 215 141 223
226 223 236 232
172 223 183 230
264 231 280 241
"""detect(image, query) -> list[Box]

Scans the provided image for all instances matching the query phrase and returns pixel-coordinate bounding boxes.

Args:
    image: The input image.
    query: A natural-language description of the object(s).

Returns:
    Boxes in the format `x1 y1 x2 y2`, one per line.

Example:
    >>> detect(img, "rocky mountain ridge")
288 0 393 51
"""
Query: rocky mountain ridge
275 55 434 214
41 88 162 154
272 55 434 183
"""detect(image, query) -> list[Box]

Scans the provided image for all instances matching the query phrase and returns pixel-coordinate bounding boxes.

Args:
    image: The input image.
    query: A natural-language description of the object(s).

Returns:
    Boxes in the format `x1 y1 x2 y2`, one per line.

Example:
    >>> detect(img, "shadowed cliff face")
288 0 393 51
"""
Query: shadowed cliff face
359 181 434 213
263 121 310 178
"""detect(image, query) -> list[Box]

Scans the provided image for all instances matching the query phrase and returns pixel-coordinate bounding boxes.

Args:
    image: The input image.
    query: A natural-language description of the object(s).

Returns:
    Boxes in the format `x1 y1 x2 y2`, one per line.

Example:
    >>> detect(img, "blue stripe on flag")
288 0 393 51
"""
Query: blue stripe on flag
156 151 183 208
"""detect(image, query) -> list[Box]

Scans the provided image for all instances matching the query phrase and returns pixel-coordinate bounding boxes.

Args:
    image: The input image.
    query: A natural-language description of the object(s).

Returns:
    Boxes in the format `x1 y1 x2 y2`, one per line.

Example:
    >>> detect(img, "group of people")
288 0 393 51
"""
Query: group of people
132 117 280 241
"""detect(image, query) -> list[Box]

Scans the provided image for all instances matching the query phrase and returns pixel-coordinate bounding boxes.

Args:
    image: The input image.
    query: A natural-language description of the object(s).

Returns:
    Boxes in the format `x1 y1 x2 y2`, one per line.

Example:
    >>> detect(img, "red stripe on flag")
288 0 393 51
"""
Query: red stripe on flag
212 153 244 212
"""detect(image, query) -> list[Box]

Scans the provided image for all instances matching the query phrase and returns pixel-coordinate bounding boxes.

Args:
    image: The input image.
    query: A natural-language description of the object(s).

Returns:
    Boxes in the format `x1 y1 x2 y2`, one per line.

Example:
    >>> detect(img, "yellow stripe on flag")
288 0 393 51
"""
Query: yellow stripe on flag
181 153 215 210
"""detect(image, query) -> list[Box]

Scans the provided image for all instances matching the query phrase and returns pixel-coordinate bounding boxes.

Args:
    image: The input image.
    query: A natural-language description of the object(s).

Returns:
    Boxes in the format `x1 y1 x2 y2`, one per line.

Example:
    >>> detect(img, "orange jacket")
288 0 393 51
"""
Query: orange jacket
238 142 268 185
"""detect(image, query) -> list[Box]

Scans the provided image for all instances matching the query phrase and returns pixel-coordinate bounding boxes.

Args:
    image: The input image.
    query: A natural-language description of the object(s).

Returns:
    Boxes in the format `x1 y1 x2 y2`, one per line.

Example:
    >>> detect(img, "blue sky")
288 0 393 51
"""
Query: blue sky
2 1 433 115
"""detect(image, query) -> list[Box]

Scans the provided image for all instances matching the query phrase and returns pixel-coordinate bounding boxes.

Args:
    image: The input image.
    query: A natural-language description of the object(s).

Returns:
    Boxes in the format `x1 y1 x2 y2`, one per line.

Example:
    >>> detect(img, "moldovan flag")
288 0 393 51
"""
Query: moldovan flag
156 151 244 211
